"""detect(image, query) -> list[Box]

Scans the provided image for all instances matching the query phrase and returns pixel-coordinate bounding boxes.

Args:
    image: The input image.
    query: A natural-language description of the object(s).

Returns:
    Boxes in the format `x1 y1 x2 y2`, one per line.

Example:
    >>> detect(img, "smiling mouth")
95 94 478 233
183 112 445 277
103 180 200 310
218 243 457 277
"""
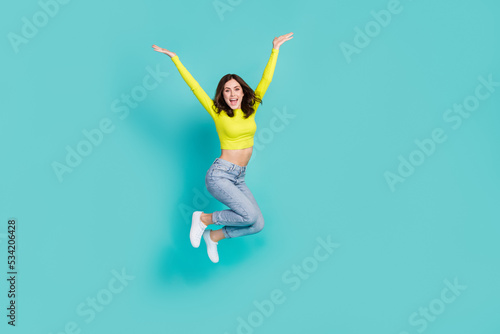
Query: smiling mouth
230 99 238 105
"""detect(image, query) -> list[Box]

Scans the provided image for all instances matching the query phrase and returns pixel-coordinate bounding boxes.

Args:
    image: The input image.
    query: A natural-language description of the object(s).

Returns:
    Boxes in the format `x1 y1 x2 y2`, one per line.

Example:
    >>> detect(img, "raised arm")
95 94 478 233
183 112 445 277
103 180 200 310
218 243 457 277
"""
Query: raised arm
152 45 217 119
254 48 279 111
253 32 293 112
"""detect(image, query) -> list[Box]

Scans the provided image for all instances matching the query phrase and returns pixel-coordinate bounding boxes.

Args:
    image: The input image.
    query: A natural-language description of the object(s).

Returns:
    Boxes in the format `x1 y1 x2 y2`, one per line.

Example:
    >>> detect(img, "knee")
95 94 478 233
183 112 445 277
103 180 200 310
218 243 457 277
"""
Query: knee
251 214 265 233
241 208 264 234
242 207 260 225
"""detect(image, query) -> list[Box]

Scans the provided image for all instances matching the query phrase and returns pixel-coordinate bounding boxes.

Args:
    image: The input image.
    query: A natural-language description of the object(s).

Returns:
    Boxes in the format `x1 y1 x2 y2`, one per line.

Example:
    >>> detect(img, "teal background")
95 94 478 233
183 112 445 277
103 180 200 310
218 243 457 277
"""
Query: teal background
1 0 499 333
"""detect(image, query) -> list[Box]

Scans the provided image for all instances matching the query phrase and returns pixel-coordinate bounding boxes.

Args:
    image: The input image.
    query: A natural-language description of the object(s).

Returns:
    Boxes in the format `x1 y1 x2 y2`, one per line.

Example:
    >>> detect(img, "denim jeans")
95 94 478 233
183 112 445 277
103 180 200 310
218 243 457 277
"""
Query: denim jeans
205 158 264 239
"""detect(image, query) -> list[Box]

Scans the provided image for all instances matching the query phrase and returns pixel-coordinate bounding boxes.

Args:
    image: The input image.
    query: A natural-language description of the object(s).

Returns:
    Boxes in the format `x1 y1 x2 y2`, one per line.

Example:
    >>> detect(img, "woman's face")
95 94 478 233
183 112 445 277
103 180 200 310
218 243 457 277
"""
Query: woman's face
223 78 244 110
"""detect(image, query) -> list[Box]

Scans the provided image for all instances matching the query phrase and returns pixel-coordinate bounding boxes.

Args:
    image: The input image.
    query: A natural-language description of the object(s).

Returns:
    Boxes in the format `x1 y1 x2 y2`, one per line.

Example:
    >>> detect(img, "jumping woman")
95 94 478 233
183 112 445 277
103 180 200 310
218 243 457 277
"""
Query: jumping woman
152 32 293 263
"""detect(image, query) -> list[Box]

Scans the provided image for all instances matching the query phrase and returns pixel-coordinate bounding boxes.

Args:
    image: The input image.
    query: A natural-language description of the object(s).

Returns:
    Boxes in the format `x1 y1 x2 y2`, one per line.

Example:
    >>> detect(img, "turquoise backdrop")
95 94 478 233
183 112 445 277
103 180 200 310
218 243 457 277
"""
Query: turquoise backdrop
1 0 499 333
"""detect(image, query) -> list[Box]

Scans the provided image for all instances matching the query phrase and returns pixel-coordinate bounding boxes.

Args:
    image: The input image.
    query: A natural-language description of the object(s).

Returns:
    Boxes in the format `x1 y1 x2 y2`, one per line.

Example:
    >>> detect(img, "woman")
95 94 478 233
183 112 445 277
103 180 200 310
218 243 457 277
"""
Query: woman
152 32 293 263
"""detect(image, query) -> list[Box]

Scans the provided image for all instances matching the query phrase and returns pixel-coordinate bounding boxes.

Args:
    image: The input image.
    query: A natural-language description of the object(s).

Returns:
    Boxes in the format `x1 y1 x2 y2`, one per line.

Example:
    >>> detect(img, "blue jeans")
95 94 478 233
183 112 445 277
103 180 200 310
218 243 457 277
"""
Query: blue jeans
205 158 264 239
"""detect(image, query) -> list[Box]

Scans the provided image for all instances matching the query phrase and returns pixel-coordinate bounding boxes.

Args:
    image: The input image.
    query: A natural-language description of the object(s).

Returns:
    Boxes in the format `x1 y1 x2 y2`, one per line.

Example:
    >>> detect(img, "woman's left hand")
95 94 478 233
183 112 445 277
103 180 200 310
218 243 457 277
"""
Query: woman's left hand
273 32 293 50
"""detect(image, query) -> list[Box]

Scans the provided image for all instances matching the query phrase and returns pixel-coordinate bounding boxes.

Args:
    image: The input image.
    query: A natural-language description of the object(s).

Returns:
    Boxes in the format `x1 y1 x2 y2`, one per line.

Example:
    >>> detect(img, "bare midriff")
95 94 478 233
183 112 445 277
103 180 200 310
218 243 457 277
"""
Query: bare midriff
220 146 253 167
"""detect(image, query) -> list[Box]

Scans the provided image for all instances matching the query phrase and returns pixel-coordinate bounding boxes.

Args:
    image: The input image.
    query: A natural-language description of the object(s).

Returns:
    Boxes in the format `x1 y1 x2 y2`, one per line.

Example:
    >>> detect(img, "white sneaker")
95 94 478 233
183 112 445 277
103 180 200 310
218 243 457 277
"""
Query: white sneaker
190 211 207 248
203 230 219 263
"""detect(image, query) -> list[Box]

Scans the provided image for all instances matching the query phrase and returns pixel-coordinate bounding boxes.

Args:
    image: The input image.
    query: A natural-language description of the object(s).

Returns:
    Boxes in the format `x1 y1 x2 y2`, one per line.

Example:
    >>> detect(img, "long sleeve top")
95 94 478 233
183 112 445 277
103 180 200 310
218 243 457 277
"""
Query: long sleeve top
170 48 279 149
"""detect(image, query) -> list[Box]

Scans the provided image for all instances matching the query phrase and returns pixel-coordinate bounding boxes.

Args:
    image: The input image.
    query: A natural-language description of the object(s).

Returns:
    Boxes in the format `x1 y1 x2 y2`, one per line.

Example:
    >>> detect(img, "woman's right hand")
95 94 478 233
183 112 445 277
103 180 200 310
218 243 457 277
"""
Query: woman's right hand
152 45 177 58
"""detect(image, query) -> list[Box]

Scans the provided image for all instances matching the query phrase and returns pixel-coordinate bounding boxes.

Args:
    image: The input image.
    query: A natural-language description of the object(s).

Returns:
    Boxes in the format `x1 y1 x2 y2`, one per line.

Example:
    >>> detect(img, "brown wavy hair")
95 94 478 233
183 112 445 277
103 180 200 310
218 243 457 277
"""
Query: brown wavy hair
212 74 262 119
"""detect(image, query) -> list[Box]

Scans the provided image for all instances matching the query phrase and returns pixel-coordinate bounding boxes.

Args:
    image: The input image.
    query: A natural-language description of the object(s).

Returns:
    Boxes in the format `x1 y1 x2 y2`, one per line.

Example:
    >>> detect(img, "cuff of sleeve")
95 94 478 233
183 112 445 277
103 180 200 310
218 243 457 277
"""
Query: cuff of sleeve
272 48 279 53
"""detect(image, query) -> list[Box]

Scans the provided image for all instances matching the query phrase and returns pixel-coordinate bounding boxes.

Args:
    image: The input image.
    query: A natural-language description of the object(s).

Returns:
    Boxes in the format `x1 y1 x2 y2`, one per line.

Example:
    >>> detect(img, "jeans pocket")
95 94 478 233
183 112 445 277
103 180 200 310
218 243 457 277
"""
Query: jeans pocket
213 163 231 172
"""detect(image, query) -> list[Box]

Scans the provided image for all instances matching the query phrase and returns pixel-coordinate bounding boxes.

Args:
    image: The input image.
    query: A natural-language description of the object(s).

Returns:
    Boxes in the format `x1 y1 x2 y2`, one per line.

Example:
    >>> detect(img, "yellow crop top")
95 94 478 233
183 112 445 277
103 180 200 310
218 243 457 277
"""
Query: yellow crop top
171 48 279 149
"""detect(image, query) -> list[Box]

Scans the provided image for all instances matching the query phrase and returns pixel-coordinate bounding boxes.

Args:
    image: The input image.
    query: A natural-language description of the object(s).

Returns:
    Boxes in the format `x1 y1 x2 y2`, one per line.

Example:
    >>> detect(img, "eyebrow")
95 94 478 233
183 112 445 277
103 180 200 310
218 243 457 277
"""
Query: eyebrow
224 85 241 89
